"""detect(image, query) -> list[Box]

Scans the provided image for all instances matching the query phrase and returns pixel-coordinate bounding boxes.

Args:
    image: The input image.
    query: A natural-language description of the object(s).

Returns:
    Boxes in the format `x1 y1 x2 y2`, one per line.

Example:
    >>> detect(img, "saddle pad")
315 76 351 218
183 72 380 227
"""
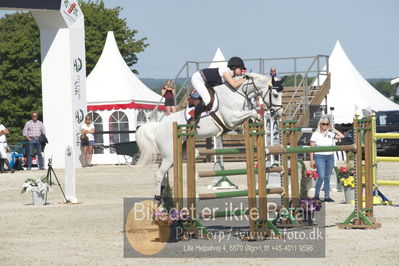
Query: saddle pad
184 94 219 122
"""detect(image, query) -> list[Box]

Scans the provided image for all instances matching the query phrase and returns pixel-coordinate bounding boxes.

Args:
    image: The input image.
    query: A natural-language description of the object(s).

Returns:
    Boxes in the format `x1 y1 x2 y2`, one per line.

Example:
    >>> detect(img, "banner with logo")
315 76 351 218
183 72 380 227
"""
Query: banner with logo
69 22 87 165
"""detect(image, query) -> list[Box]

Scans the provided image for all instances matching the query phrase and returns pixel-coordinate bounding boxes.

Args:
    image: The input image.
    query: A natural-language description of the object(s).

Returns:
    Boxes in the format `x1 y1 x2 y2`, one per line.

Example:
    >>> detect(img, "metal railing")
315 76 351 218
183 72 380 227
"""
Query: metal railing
284 55 329 119
147 55 329 121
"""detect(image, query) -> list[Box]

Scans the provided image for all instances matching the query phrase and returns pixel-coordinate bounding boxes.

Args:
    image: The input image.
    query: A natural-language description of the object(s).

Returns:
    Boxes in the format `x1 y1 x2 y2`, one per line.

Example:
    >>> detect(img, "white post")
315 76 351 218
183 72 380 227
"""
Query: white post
32 1 86 169
65 145 77 203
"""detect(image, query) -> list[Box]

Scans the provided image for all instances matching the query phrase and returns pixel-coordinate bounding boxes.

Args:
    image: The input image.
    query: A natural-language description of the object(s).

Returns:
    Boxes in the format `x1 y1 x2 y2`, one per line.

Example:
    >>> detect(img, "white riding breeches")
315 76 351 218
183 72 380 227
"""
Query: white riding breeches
0 143 7 159
191 72 211 106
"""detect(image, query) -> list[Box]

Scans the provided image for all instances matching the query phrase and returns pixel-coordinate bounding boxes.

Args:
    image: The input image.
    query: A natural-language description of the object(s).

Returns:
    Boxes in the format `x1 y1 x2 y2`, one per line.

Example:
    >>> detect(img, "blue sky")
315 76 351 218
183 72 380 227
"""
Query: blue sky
1 0 398 79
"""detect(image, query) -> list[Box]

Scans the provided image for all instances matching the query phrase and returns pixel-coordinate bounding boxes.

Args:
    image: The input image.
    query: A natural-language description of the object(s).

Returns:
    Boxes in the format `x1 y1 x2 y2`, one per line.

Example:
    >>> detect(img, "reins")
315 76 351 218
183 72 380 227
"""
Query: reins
262 85 283 116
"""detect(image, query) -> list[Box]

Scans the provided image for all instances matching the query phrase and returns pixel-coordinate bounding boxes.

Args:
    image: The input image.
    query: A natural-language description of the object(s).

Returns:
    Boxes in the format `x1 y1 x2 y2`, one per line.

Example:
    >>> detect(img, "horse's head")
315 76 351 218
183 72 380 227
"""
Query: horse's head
241 73 283 119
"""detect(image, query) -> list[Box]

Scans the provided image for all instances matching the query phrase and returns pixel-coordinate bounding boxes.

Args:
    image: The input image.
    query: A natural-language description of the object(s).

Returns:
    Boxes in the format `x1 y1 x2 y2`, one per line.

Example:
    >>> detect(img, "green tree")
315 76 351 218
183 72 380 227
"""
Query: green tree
0 1 148 144
282 74 315 87
370 80 397 101
81 0 148 75
0 13 42 143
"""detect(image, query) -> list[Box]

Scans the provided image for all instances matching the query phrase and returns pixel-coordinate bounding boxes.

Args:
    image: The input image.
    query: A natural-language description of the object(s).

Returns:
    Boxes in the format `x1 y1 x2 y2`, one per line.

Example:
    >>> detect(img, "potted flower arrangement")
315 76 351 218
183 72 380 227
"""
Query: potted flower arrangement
305 169 318 190
300 198 322 226
338 166 356 204
21 176 51 205
153 206 190 243
153 178 189 243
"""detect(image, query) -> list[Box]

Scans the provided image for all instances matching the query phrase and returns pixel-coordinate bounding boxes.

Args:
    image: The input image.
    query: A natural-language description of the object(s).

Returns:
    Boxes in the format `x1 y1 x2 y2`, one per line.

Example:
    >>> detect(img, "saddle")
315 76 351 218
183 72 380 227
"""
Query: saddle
185 87 218 121
184 88 230 134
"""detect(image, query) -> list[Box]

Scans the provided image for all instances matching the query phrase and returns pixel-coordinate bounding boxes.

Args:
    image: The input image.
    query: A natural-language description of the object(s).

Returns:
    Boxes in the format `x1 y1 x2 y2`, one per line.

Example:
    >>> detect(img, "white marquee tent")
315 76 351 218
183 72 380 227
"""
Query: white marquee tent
86 31 164 164
209 47 227 68
318 41 399 124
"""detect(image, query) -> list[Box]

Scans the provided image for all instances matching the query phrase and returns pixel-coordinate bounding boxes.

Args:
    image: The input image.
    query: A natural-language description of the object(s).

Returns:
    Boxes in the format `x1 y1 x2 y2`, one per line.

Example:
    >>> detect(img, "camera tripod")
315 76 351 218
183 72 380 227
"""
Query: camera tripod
45 158 69 203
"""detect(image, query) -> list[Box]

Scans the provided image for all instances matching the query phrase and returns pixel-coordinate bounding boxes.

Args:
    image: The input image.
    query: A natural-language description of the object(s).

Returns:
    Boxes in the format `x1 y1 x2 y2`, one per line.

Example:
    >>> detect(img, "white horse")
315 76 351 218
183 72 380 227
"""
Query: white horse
136 73 283 197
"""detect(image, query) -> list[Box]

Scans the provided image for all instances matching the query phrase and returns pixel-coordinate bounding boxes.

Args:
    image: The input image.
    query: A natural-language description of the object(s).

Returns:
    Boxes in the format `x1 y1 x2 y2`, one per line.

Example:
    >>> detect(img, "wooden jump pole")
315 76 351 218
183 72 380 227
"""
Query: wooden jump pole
198 187 284 200
243 120 281 238
186 123 196 218
173 120 283 238
172 122 183 209
197 166 283 178
280 120 290 209
172 123 208 236
339 116 380 229
266 144 356 154
244 120 257 235
197 144 356 156
255 121 268 222
197 148 246 155
375 157 399 162
374 133 399 139
376 180 399 186
370 113 394 204
288 120 300 208
173 122 196 211
364 118 373 212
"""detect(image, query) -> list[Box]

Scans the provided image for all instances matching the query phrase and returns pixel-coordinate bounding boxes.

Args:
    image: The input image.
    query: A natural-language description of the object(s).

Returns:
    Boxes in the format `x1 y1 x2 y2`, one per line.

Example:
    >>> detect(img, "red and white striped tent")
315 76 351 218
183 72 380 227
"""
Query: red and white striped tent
86 31 164 164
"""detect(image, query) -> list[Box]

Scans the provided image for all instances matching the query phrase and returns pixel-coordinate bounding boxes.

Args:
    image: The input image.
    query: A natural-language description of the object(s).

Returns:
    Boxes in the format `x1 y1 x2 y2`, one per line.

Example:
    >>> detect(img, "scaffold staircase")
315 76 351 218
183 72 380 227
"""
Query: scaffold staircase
283 74 331 128
149 56 330 130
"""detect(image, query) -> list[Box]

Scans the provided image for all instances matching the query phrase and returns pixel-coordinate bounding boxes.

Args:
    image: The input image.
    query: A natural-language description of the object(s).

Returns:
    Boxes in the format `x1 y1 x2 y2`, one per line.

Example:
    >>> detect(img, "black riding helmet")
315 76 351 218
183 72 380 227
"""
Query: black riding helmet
227 57 246 70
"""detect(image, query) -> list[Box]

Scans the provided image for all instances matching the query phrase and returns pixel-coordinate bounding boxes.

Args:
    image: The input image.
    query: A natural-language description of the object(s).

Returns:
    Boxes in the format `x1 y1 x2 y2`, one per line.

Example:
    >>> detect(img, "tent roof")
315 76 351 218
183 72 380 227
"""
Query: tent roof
86 31 162 105
320 41 399 123
208 47 227 68
391 77 399 85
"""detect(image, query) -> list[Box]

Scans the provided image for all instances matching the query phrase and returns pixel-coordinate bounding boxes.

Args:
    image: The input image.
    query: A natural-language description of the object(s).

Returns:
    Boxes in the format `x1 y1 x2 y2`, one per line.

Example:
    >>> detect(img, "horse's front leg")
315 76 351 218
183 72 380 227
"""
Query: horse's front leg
226 110 261 128
154 157 173 197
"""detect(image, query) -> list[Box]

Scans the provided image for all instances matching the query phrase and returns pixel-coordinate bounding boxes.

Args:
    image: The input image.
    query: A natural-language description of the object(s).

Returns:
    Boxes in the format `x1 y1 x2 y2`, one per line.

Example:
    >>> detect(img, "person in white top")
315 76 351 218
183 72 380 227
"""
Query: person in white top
81 116 95 167
188 57 248 123
0 121 14 173
310 116 344 202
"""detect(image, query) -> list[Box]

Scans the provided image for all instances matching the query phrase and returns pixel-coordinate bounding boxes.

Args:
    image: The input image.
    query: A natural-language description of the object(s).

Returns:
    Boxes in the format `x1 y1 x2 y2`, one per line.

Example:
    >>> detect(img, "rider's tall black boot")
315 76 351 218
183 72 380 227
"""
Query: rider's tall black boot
193 101 207 123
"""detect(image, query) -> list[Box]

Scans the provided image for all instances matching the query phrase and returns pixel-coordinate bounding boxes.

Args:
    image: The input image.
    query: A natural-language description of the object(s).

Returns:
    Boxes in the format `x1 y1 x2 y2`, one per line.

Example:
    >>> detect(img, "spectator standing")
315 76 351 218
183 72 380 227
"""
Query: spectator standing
161 80 176 115
309 116 344 202
81 115 95 167
23 112 46 170
267 67 284 92
0 120 14 173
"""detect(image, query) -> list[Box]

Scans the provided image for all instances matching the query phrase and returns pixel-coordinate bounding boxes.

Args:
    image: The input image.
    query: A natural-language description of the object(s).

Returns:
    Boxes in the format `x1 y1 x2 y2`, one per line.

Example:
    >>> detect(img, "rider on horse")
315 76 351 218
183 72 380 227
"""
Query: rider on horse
188 57 248 123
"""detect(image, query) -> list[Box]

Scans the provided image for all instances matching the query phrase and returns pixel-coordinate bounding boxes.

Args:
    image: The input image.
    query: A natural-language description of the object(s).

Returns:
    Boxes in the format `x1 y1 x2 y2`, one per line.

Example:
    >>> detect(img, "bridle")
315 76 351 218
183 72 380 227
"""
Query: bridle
231 77 283 116
240 77 283 117
236 77 258 103
212 76 283 134
262 85 283 117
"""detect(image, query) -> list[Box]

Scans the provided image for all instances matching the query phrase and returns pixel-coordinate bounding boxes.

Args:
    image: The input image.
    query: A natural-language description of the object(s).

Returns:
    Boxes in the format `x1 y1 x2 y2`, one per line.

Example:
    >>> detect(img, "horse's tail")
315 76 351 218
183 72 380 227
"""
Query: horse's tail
135 122 159 167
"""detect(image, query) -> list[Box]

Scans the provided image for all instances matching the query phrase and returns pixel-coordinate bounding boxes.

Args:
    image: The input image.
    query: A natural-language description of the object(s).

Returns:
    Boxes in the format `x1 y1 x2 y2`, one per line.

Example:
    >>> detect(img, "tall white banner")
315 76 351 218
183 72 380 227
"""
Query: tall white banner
32 0 86 168
69 24 87 165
